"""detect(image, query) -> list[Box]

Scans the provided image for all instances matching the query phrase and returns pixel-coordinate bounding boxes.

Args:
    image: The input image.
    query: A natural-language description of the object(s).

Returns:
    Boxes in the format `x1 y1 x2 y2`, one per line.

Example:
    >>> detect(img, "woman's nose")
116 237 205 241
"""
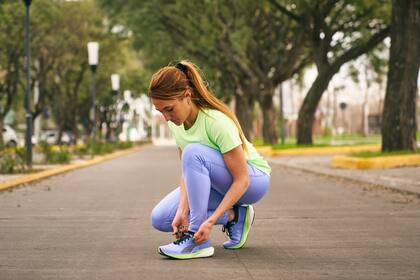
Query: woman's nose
163 113 170 122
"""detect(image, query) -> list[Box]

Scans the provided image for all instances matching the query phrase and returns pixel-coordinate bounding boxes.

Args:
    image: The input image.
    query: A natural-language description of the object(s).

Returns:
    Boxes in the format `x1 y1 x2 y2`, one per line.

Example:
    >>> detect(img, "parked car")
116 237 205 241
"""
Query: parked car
40 130 76 145
2 125 19 147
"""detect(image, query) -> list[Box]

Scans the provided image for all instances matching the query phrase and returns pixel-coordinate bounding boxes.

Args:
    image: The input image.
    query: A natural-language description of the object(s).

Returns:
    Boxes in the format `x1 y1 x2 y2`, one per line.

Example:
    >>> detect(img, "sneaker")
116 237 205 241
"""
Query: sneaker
222 205 255 249
158 231 215 259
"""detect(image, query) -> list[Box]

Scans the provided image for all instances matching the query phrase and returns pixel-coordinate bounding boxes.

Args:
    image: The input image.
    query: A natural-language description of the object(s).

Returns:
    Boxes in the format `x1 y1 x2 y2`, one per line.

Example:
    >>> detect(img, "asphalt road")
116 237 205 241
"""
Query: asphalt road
1 146 419 280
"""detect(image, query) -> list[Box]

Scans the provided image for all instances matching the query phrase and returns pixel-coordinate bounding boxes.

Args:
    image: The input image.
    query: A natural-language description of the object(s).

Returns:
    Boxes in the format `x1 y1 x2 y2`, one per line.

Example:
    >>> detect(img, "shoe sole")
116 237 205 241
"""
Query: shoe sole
223 205 255 250
158 246 214 260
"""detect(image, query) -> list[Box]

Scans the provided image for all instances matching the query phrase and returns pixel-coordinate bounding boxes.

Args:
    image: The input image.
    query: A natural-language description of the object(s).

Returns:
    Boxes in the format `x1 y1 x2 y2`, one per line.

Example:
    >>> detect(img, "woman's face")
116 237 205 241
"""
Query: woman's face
152 94 191 126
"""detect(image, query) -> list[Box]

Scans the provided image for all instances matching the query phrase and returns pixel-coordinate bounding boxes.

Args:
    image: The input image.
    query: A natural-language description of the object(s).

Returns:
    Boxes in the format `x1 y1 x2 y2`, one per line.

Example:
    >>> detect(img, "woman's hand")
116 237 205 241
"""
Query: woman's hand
171 210 189 239
193 220 214 244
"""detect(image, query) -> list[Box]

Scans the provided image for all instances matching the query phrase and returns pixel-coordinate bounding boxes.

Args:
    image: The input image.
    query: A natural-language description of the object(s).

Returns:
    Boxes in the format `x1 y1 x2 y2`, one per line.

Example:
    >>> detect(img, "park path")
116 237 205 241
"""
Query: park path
1 146 419 280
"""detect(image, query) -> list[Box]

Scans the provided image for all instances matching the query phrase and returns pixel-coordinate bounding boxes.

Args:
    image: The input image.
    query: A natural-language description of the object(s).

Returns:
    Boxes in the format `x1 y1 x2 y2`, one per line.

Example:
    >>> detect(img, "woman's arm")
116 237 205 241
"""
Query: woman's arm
207 145 249 224
194 145 249 242
177 148 189 214
171 148 190 235
178 176 189 215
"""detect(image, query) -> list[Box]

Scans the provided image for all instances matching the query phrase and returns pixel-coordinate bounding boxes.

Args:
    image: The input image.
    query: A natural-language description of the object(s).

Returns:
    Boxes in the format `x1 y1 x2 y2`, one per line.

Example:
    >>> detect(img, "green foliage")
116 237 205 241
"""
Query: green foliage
0 147 27 174
352 150 419 158
38 141 71 164
255 134 382 149
116 141 133 150
0 153 16 174
76 140 133 157
0 0 144 140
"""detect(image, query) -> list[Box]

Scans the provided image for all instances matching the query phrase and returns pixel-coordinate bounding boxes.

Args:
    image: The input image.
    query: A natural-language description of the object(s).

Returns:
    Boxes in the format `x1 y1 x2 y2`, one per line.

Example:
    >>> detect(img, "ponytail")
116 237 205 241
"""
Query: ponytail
179 60 248 152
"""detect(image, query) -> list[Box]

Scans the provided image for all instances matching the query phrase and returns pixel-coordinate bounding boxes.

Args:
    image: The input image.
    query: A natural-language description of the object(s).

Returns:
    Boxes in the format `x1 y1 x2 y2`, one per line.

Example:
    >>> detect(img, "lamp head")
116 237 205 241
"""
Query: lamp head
111 74 120 91
87 42 99 66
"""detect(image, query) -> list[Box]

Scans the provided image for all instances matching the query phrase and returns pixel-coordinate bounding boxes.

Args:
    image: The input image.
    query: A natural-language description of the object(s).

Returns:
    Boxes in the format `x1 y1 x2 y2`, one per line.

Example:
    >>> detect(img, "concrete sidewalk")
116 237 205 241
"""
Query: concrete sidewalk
268 155 420 196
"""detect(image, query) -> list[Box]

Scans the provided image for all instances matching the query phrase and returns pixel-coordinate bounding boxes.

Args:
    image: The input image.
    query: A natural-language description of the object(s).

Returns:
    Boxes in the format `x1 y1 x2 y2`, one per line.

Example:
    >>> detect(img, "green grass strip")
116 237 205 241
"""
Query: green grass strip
351 150 419 158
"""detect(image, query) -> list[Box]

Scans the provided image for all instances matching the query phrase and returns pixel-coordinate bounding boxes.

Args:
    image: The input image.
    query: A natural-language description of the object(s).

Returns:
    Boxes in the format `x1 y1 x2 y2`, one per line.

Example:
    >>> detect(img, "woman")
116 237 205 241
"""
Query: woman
149 60 271 259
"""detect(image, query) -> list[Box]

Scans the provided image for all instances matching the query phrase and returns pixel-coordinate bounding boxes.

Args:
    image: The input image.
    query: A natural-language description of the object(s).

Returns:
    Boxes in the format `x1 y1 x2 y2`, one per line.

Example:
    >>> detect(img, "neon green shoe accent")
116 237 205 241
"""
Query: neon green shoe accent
226 205 255 250
160 246 214 260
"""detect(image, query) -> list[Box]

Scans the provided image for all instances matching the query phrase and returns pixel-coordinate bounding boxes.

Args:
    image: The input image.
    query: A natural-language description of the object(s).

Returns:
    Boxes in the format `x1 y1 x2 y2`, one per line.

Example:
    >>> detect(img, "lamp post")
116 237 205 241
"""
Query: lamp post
110 74 120 141
87 42 99 141
23 0 32 167
279 84 285 145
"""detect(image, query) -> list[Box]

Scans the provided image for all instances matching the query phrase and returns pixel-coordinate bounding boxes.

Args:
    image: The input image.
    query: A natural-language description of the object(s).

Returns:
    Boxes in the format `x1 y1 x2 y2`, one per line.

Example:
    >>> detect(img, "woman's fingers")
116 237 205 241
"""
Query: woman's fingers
193 230 207 244
172 224 178 233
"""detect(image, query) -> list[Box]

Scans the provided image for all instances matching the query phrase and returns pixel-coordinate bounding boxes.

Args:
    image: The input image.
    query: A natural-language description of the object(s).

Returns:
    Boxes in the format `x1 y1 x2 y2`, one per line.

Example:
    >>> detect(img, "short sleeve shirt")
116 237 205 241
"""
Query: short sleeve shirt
167 109 271 175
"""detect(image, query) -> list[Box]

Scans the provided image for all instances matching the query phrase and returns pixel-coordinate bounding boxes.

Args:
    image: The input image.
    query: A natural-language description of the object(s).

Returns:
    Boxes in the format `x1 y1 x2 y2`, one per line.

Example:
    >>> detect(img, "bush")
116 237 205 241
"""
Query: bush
38 141 71 164
116 141 133 150
0 148 27 174
0 153 16 174
76 140 133 157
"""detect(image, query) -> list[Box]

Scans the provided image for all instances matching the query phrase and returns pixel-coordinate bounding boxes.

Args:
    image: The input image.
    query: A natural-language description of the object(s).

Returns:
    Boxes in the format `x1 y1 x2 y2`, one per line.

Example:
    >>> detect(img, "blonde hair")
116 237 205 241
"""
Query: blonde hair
148 60 247 152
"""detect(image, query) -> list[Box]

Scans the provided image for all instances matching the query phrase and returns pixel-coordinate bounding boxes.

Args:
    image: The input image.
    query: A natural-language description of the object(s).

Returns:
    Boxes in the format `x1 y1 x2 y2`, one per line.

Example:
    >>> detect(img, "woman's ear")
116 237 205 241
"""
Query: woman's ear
185 89 192 99
184 90 192 104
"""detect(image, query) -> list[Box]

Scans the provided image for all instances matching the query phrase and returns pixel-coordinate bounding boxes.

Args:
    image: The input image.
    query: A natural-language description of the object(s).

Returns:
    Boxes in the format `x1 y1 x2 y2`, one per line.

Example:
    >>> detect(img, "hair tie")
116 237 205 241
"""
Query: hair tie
175 63 188 75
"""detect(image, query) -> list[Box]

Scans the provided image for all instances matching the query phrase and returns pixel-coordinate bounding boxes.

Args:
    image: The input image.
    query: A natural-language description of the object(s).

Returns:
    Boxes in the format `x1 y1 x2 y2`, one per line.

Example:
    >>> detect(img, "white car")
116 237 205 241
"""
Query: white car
2 125 19 147
40 130 75 145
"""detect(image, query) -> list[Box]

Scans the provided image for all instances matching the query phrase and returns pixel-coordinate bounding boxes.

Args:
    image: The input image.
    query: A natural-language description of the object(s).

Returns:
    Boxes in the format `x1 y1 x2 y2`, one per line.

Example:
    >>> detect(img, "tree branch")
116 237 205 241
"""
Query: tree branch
333 26 390 70
268 0 302 23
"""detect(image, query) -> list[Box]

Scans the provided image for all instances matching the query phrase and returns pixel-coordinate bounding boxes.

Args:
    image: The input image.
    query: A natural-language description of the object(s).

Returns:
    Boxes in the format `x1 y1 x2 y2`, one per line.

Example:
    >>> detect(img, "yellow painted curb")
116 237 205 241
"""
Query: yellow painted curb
0 145 148 192
332 154 420 169
256 144 380 157
255 146 274 157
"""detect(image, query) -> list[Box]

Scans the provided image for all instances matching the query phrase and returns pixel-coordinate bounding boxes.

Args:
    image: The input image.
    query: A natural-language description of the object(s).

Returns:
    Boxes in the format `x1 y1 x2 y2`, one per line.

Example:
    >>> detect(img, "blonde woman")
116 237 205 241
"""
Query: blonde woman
149 60 271 259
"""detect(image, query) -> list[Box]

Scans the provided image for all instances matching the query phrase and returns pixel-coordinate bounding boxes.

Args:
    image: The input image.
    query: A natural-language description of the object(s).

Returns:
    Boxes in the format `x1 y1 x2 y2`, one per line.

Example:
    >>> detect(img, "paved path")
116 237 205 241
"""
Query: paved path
268 155 420 195
1 146 419 279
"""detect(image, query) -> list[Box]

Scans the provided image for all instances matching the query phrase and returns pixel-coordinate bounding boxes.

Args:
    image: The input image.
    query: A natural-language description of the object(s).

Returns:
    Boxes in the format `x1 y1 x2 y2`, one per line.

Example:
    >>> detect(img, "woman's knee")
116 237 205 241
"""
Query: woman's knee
150 205 172 232
182 143 212 167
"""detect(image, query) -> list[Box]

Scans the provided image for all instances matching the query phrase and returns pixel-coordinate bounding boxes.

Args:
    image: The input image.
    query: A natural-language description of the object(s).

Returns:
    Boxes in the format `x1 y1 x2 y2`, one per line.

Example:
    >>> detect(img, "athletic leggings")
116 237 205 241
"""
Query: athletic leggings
150 143 270 232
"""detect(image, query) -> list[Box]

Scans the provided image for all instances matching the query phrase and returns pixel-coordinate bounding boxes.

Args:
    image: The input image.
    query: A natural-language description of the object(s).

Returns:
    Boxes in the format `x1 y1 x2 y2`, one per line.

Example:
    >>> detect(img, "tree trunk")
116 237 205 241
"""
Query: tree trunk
259 88 278 145
0 117 4 147
381 0 419 151
234 88 254 140
297 68 336 145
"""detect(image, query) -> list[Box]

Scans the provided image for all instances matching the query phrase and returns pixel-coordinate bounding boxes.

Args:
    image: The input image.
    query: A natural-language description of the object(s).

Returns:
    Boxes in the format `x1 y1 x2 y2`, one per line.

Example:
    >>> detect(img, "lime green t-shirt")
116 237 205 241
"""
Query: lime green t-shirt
167 109 271 176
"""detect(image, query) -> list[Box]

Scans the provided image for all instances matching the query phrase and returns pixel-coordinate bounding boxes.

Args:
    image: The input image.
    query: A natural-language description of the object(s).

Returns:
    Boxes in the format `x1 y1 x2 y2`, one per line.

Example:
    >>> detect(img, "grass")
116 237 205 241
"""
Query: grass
314 134 381 145
351 150 419 158
253 134 382 150
271 143 330 150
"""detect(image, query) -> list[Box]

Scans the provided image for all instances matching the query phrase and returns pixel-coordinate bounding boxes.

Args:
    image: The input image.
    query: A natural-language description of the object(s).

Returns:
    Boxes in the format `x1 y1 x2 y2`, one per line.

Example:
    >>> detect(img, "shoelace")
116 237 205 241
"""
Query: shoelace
222 221 235 238
173 232 193 245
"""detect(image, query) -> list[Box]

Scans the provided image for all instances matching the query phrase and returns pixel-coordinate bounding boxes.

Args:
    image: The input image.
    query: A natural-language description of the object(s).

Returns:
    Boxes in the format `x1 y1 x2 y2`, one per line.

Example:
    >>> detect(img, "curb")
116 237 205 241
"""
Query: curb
256 144 380 157
0 145 148 192
332 154 420 169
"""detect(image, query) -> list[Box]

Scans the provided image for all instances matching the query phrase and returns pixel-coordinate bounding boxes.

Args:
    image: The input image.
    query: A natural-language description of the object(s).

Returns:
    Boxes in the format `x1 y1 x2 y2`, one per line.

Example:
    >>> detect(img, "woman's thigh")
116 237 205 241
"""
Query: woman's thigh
195 146 270 205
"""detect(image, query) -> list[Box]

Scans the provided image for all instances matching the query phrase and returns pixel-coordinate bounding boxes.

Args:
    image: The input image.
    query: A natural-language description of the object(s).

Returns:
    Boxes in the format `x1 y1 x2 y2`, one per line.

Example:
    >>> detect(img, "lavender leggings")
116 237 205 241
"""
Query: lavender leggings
150 143 270 232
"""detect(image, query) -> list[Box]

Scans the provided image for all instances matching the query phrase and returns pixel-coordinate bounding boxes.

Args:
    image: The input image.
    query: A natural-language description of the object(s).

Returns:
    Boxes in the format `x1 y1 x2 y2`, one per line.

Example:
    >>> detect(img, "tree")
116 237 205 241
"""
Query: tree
212 2 310 143
35 0 133 143
0 1 25 146
99 0 311 144
381 0 420 151
270 0 390 144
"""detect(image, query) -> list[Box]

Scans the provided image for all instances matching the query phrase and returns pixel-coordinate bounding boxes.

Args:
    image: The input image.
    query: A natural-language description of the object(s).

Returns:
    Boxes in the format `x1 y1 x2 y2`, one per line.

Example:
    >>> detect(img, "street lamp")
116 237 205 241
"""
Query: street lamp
111 73 120 96
23 0 32 167
87 42 99 141
338 93 348 135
